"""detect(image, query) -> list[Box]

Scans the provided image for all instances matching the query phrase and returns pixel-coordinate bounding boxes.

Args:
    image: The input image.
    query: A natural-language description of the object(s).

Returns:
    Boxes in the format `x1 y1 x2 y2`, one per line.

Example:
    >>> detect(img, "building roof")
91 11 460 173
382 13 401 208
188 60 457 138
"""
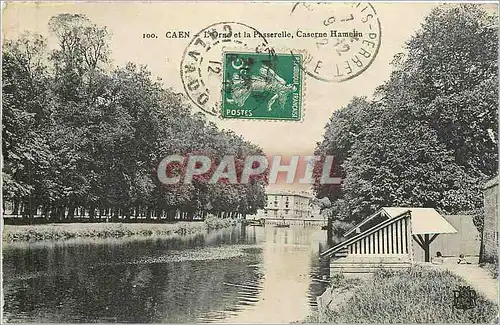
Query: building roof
383 207 457 235
344 207 457 237
266 190 313 199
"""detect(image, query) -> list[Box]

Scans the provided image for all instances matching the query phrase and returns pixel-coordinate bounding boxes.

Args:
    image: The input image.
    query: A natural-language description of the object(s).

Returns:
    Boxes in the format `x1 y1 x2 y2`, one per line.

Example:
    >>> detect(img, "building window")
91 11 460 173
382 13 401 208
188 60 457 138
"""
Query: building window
274 210 277 216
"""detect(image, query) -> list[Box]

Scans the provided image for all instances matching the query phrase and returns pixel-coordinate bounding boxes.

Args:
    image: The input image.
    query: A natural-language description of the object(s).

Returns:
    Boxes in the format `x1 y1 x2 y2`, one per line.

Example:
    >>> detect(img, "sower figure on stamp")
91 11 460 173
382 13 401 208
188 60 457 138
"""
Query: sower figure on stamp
227 64 297 112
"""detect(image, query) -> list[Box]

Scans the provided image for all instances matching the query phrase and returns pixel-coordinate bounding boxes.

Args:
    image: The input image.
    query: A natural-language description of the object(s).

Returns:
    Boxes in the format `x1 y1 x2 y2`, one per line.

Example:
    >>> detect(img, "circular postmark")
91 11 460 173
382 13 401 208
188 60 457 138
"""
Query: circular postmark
289 2 381 82
180 22 273 116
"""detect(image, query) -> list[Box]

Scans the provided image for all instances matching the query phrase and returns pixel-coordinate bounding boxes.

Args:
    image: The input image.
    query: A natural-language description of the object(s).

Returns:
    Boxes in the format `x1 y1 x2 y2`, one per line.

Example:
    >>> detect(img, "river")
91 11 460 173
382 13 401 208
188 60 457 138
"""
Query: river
2 225 331 323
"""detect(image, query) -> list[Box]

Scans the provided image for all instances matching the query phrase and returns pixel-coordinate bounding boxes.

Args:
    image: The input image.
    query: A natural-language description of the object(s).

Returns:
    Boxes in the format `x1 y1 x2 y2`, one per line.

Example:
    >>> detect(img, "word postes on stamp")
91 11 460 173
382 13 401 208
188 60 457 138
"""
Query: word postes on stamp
290 2 382 82
180 22 272 116
222 52 303 121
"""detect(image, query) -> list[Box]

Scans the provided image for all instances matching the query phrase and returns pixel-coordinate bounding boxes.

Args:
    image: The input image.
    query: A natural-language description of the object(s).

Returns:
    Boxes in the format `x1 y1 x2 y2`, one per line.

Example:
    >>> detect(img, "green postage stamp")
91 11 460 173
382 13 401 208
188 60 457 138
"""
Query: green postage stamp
222 52 303 121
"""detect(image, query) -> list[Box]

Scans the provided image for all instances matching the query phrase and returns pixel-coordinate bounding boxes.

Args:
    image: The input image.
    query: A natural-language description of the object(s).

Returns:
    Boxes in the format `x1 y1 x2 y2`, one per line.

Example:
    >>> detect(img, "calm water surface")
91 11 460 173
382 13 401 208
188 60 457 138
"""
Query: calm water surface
3 225 330 323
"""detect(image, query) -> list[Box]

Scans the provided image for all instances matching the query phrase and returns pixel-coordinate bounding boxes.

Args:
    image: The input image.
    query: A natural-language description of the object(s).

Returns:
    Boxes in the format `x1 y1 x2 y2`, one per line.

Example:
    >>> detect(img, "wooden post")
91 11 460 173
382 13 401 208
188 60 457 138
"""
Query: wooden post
407 217 413 261
424 234 430 262
414 233 439 262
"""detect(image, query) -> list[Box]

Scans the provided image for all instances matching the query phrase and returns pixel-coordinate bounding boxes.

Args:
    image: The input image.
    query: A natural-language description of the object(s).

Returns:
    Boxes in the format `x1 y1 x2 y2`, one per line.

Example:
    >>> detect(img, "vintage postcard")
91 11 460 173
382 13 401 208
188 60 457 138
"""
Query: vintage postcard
1 1 498 324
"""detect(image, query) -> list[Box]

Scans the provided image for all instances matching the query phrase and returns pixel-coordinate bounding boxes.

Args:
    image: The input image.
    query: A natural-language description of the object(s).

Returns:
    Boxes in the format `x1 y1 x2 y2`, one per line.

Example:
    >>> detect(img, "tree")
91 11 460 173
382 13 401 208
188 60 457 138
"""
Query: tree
395 4 498 178
2 33 54 218
49 14 110 102
2 14 268 223
313 97 377 200
314 4 498 230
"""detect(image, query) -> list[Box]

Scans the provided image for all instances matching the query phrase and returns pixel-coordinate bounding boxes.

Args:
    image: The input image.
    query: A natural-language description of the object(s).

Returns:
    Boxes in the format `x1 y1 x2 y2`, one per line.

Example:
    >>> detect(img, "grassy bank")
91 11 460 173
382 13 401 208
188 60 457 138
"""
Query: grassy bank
307 266 498 323
2 216 238 243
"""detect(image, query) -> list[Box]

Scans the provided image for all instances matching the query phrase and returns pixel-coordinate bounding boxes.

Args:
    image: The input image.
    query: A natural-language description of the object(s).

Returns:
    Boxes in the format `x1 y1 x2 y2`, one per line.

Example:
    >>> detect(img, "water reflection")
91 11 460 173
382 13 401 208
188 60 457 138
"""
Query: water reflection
3 225 329 323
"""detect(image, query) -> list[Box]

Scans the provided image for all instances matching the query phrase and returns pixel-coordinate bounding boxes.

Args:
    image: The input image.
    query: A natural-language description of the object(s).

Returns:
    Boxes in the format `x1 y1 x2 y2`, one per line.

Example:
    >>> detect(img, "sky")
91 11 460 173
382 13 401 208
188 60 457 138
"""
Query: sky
2 2 450 190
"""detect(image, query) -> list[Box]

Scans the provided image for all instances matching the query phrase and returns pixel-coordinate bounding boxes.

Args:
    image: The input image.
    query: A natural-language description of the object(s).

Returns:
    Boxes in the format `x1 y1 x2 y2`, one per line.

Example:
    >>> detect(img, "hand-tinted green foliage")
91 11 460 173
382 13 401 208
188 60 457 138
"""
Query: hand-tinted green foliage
2 14 267 222
315 4 498 228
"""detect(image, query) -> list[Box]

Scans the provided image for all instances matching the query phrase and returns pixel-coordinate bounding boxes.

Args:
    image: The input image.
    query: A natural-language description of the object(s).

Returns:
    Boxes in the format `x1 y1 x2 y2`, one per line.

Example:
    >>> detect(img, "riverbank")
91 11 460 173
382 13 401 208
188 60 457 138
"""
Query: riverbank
308 266 498 323
2 217 238 243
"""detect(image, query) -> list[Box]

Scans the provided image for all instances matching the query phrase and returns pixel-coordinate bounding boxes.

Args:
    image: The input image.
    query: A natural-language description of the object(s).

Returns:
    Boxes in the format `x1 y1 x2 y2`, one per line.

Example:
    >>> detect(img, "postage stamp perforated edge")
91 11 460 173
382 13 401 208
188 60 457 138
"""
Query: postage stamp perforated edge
180 22 270 117
219 46 307 123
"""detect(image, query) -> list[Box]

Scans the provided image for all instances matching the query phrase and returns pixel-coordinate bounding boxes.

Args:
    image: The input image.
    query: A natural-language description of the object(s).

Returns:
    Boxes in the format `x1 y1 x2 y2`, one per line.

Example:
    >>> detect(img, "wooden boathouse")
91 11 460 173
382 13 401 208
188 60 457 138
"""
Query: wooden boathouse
320 207 458 273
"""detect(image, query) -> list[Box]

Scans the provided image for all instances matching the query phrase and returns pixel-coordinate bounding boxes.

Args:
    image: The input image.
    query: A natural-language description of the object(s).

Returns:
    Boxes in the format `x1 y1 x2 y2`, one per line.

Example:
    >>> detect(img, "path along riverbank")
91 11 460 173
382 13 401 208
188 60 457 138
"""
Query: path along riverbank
2 217 238 243
310 265 498 323
430 257 498 303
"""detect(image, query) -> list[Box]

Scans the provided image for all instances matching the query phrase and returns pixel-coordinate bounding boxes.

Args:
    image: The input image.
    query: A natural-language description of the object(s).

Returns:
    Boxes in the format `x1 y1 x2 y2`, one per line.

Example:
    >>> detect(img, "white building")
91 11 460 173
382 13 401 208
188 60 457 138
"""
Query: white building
254 190 321 219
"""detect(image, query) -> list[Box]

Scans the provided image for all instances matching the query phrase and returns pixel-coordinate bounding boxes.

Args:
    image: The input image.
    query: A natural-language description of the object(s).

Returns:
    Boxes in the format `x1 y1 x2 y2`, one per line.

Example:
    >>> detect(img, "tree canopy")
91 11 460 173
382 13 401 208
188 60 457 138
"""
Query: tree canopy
2 14 267 222
315 4 498 228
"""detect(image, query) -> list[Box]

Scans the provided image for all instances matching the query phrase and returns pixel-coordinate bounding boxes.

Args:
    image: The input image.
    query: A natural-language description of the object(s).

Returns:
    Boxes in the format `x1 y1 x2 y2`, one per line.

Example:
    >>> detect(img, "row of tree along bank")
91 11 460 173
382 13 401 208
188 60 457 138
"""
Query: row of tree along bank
2 14 268 223
3 209 245 225
314 4 498 234
3 216 238 242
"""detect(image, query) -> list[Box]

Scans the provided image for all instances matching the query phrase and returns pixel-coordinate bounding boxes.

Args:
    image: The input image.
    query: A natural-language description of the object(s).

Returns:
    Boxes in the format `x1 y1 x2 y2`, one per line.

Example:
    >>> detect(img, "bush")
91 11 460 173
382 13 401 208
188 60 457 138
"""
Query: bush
316 266 497 323
203 215 238 230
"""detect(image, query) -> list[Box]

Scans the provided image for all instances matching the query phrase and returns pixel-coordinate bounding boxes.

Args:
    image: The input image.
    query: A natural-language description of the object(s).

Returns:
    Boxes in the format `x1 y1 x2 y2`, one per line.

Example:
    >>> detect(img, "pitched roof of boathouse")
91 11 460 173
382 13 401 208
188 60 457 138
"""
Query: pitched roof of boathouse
343 207 458 238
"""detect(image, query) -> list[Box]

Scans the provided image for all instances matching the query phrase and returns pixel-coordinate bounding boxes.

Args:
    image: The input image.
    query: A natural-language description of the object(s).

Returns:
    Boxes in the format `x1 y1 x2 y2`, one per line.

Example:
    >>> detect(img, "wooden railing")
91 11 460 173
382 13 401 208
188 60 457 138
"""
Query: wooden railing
320 210 412 258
